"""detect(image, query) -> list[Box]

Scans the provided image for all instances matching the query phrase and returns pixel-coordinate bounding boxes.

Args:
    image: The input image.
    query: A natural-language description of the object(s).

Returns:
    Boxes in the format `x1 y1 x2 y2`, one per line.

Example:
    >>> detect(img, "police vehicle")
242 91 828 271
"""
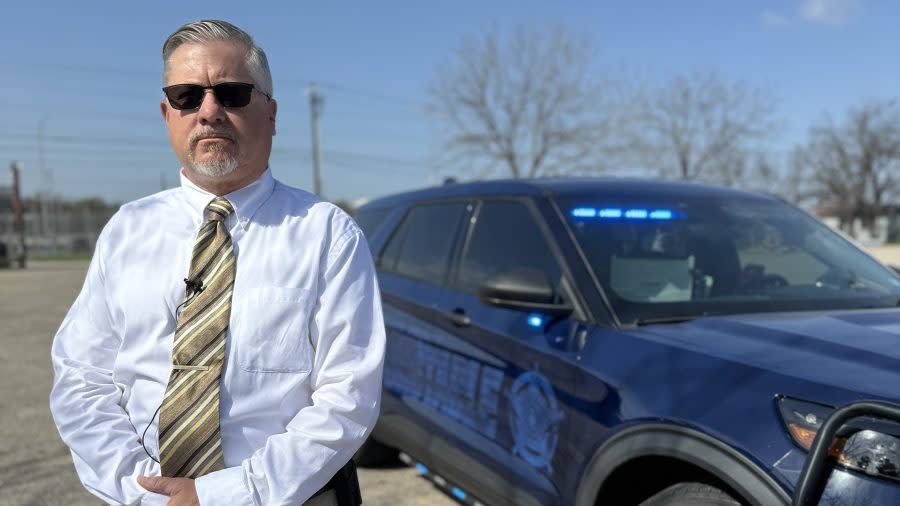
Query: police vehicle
355 178 900 506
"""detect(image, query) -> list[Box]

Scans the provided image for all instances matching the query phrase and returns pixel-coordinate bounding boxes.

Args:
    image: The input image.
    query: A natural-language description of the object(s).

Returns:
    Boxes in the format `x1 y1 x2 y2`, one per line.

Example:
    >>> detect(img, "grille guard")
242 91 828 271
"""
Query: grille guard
793 400 900 505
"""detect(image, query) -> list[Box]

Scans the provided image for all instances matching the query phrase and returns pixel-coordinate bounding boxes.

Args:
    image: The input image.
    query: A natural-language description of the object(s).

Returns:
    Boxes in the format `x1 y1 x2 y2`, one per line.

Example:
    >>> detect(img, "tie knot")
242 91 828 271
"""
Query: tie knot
205 198 234 223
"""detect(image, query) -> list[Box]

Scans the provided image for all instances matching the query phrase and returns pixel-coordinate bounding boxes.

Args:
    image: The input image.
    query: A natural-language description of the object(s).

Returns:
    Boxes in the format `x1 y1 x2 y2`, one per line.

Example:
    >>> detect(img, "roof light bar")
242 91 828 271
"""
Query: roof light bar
571 207 678 220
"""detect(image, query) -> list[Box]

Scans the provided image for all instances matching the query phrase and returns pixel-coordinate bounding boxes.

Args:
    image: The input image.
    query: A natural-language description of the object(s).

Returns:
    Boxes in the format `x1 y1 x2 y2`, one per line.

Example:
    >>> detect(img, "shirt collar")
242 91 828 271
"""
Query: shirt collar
179 168 275 230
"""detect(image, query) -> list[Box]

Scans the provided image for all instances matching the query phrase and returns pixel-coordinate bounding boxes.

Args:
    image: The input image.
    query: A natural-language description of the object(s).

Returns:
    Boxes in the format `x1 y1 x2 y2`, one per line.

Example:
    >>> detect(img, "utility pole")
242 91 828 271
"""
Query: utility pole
9 161 26 268
307 83 324 197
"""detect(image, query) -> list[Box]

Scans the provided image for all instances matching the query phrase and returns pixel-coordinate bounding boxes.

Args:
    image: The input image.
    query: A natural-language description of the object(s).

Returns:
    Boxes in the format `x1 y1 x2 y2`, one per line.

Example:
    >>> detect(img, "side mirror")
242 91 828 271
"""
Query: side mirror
478 268 573 317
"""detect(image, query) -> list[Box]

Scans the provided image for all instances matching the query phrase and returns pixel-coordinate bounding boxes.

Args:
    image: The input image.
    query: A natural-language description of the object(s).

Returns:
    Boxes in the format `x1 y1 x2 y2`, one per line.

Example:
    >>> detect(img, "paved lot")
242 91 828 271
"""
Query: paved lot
0 260 454 506
869 244 900 266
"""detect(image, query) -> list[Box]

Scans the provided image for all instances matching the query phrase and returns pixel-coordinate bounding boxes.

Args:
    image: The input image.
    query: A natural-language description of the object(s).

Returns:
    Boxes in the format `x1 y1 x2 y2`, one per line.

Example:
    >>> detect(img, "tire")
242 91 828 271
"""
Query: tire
639 482 741 506
353 437 400 467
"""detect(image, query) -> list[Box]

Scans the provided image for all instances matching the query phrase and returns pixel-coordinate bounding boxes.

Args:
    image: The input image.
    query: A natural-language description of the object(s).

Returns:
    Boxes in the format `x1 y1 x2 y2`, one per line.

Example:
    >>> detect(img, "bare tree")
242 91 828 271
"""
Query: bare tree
627 71 777 184
428 25 616 179
734 153 794 201
792 100 900 236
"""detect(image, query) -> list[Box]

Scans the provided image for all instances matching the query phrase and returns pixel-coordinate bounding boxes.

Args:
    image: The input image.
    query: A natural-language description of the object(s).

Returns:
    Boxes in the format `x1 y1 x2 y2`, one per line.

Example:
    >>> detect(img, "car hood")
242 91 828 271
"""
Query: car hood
636 308 900 399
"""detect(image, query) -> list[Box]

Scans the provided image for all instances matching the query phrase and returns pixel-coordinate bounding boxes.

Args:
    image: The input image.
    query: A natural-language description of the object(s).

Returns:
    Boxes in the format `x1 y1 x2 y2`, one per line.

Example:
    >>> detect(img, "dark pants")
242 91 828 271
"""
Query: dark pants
308 459 361 506
304 489 338 506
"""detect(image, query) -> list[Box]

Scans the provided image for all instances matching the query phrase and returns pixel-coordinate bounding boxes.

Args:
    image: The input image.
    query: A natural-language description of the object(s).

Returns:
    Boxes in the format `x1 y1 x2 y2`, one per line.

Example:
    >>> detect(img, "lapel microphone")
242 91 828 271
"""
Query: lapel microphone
184 277 205 297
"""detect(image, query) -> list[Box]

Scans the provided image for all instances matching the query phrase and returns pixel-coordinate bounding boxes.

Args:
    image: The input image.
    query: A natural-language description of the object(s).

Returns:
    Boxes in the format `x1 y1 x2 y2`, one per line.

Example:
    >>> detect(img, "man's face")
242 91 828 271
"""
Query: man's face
161 41 277 194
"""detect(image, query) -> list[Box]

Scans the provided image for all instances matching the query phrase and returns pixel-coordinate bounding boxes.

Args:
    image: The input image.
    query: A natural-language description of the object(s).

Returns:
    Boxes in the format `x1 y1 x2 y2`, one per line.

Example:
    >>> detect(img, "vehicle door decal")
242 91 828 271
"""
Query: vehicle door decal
384 330 505 440
508 371 565 473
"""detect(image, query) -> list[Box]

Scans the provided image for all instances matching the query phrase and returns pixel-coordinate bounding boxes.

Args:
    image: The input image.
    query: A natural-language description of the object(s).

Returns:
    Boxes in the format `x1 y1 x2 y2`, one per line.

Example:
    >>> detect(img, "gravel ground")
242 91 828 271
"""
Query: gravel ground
0 260 454 506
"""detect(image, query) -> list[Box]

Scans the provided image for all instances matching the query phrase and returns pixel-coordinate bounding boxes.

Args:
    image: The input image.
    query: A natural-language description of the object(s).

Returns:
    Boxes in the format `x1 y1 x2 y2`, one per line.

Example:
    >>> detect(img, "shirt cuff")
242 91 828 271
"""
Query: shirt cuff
195 466 254 506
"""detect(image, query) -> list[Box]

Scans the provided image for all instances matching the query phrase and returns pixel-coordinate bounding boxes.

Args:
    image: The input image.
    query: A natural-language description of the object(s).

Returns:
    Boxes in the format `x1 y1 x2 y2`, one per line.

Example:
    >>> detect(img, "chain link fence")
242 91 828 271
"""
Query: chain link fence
0 207 117 259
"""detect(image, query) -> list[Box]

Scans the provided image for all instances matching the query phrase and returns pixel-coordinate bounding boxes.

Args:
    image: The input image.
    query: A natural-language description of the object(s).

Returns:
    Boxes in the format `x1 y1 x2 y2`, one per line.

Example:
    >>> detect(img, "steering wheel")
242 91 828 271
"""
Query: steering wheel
761 274 789 289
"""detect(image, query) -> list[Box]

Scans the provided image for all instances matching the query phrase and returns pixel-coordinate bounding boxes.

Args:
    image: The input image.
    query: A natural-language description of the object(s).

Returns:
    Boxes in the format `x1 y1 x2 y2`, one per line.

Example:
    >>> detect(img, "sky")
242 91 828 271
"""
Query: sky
1 0 898 206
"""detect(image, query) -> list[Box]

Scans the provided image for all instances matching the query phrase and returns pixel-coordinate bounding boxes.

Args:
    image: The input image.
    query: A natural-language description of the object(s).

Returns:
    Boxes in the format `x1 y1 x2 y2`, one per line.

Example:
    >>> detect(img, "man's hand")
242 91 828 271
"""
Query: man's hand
137 475 199 506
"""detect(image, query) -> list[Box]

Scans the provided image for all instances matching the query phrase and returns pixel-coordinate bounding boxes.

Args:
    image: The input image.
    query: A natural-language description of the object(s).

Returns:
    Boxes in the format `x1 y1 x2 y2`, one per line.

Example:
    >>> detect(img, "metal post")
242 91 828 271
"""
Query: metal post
10 161 26 268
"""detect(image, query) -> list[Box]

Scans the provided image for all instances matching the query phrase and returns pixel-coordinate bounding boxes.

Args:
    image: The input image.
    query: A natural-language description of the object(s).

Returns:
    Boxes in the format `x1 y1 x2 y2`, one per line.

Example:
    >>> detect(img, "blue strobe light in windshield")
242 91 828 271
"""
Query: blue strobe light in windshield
571 207 679 220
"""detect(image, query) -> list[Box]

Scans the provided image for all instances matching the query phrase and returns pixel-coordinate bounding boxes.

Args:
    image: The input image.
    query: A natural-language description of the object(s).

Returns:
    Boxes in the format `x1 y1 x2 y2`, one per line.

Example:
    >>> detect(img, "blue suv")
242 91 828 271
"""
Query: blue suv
355 178 900 506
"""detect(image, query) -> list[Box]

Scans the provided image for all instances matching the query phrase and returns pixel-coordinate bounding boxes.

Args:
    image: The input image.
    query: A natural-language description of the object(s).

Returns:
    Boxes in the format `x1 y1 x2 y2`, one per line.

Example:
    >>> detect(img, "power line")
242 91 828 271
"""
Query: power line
30 155 172 164
322 149 425 168
323 157 429 177
0 141 167 153
0 84 160 103
0 59 159 78
314 81 425 109
1 131 427 168
2 59 428 110
0 103 161 124
0 131 168 147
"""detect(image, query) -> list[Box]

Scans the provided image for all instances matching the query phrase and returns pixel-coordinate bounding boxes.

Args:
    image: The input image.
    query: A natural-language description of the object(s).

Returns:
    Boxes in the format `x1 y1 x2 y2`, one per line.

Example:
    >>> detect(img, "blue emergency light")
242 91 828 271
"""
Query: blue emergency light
571 207 678 220
571 207 597 218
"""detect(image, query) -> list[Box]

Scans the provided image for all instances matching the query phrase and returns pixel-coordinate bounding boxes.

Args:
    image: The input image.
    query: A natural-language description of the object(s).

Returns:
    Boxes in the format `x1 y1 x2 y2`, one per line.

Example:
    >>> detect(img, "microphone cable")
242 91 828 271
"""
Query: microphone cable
140 276 206 463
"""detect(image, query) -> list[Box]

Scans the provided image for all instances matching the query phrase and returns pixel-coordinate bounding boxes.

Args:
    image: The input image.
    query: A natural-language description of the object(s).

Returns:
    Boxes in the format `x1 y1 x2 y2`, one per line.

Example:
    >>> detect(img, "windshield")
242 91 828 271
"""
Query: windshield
558 193 900 325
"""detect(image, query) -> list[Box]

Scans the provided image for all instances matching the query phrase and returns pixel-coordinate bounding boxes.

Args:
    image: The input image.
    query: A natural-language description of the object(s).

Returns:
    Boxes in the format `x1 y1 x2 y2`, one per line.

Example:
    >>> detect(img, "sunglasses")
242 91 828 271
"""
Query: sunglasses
162 82 270 110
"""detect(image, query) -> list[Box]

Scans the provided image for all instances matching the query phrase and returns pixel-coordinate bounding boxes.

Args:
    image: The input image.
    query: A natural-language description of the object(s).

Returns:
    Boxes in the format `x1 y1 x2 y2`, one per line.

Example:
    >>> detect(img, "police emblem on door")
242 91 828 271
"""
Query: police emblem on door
508 371 565 473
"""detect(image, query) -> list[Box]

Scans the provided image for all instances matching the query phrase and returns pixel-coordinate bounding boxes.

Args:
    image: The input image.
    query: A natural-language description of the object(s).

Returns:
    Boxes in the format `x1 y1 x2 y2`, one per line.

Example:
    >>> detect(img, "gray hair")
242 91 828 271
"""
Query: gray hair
162 19 273 98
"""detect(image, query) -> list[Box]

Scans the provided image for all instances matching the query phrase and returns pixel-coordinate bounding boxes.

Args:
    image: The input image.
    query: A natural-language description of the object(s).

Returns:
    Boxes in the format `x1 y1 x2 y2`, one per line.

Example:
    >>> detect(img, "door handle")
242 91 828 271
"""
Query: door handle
443 309 471 327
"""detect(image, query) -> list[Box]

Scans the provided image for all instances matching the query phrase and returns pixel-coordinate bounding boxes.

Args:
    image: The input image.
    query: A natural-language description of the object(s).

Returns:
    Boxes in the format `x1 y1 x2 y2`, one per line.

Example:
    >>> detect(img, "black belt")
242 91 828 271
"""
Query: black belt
309 459 361 506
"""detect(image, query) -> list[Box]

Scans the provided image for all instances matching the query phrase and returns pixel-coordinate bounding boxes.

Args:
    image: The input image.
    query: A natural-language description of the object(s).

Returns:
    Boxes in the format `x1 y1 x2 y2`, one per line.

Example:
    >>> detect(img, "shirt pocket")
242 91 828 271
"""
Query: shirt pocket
233 286 314 374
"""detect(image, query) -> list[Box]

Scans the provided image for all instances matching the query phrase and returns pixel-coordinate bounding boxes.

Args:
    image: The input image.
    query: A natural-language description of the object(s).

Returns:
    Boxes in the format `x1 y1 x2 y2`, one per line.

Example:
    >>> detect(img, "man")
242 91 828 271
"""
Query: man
49 20 385 506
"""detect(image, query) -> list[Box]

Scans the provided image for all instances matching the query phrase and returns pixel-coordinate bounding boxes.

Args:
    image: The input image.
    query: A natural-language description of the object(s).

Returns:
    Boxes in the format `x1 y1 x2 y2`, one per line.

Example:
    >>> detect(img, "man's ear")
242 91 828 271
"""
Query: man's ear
160 100 169 122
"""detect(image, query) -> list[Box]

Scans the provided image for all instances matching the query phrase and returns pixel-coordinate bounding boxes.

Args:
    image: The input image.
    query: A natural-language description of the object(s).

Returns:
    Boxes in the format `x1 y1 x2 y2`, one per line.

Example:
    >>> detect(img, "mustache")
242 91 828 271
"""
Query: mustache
189 127 236 149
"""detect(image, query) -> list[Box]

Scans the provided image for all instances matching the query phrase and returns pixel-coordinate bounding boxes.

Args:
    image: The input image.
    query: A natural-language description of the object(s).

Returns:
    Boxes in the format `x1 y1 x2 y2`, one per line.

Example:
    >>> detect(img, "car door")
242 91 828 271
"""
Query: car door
429 197 585 506
373 200 473 462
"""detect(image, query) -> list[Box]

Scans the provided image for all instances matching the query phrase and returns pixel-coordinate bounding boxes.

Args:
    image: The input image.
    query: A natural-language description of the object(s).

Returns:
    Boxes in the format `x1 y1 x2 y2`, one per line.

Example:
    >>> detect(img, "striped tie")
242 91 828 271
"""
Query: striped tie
158 197 235 478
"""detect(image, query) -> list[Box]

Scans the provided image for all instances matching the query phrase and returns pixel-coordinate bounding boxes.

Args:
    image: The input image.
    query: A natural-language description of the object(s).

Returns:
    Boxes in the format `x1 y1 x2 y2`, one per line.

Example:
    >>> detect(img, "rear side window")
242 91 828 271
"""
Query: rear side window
454 199 562 296
380 202 468 286
355 207 394 238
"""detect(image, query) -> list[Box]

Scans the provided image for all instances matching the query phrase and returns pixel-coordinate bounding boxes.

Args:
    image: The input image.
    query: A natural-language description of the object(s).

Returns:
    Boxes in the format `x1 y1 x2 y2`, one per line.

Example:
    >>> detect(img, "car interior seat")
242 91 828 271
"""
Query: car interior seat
691 234 742 297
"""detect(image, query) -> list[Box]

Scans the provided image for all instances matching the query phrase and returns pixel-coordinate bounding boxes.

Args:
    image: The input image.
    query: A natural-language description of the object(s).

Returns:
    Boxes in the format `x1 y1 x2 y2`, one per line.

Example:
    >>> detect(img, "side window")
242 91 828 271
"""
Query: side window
380 202 468 286
355 207 393 239
455 200 562 296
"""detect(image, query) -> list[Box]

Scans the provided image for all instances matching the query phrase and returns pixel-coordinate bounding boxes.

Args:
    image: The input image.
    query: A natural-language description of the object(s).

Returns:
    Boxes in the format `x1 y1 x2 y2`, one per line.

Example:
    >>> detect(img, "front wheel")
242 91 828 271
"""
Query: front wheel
639 482 741 506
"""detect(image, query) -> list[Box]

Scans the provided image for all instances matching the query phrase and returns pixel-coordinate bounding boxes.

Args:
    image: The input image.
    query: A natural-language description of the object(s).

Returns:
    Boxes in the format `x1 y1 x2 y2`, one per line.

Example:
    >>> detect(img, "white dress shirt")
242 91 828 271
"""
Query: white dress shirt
49 168 385 505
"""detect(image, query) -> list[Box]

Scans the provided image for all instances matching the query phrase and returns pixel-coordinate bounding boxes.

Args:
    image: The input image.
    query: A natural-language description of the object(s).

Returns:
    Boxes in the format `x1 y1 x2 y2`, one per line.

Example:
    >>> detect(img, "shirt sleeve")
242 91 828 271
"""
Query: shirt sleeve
49 214 163 505
195 225 386 505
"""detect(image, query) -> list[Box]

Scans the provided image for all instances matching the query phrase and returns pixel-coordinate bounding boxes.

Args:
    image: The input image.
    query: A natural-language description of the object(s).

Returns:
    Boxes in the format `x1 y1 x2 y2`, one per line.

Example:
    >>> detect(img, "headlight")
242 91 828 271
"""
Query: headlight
777 396 900 483
840 429 900 479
